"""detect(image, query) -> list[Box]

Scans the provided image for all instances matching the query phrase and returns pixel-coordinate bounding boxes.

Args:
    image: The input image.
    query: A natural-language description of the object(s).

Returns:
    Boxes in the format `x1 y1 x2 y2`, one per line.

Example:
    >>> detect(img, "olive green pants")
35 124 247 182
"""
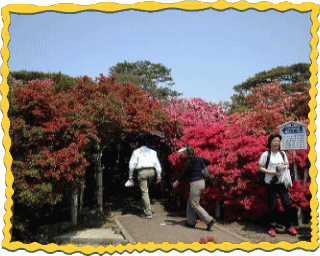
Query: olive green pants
137 168 155 216
187 179 213 225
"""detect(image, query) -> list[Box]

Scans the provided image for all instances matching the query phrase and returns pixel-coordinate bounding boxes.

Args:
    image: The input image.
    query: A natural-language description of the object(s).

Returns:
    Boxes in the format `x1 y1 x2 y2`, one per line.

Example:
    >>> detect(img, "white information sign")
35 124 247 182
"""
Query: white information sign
278 121 307 150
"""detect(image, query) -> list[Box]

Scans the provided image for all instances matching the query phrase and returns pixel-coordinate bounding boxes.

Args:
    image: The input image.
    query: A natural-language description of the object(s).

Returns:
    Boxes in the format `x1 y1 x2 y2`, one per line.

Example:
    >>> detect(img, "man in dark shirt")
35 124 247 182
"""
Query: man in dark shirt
173 145 215 231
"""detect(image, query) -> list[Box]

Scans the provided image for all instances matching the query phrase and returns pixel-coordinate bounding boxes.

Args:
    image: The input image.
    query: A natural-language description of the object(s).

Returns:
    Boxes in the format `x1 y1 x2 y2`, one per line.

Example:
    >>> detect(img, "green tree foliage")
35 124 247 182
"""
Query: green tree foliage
234 63 310 94
228 63 311 113
109 60 182 100
9 70 52 82
9 70 77 92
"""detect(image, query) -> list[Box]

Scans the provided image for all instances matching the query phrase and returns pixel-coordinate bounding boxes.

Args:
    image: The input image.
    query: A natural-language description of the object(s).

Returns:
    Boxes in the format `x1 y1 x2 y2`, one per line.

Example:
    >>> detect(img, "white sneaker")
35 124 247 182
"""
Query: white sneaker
141 213 152 219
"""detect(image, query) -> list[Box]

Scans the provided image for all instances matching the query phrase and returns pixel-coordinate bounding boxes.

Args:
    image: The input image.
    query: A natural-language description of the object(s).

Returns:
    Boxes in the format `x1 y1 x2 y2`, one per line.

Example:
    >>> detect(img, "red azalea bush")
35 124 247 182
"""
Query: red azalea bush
9 75 174 215
288 179 311 209
170 123 270 220
70 75 174 145
9 79 99 210
166 81 310 221
227 80 310 136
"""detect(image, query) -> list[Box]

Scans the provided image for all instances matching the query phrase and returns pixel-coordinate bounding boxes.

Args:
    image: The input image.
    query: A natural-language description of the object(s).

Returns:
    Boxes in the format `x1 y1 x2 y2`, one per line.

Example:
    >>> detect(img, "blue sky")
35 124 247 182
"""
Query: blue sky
8 8 312 103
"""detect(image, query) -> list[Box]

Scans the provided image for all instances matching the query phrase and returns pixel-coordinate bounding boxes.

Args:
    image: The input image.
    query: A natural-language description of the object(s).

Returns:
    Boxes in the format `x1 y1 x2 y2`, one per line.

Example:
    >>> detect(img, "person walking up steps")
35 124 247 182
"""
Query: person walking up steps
127 137 162 219
173 145 215 231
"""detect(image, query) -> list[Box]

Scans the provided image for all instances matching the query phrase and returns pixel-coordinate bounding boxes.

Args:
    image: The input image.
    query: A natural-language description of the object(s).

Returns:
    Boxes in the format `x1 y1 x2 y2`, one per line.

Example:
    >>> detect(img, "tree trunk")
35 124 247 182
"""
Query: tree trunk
71 186 78 226
97 166 104 213
79 183 84 213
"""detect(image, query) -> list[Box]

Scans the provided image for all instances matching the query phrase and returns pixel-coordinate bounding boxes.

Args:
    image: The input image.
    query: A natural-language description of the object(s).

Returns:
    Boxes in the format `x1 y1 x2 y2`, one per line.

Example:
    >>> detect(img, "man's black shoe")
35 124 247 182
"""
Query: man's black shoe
185 222 196 228
206 219 215 231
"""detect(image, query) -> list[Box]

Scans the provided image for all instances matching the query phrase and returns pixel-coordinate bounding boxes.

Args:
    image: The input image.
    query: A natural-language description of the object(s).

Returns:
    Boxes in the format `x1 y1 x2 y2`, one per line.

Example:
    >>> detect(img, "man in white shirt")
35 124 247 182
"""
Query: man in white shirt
128 140 162 219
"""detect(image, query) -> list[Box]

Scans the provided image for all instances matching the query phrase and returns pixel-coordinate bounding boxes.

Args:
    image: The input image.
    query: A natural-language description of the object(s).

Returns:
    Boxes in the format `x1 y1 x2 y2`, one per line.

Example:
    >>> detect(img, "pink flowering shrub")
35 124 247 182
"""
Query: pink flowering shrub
163 97 227 147
164 97 226 128
167 82 310 221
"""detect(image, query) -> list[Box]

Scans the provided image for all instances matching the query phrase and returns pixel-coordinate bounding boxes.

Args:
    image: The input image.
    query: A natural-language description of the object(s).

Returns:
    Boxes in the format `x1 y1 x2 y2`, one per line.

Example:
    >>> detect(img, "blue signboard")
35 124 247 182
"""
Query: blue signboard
281 125 304 135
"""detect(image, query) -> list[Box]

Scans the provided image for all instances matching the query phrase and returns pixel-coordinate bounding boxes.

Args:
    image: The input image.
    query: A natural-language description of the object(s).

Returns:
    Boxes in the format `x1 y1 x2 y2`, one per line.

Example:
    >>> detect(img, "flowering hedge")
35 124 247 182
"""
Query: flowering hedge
227 80 310 136
9 79 99 210
163 97 226 147
288 179 311 209
9 75 174 215
165 81 310 221
169 124 270 220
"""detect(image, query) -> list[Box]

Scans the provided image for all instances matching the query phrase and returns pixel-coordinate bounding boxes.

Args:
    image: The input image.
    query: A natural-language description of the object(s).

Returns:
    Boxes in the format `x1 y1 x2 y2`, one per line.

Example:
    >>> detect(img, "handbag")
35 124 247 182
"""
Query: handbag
282 168 293 188
202 165 210 178
200 157 216 186
200 158 210 178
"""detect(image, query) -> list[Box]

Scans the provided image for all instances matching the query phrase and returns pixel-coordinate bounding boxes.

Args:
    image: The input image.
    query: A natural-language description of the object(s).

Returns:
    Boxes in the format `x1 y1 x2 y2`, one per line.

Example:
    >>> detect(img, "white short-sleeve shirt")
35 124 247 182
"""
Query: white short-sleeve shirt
128 146 162 178
259 151 289 184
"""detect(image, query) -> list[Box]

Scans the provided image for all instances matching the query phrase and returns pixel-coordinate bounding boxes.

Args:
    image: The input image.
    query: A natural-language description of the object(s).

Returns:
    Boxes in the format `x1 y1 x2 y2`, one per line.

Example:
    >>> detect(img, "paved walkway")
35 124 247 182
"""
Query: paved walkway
113 199 247 244
55 199 310 246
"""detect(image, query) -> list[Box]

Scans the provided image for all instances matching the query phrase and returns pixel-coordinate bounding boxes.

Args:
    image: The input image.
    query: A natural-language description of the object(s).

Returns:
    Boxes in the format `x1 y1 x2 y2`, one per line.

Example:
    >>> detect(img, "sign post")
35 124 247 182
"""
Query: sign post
278 121 308 226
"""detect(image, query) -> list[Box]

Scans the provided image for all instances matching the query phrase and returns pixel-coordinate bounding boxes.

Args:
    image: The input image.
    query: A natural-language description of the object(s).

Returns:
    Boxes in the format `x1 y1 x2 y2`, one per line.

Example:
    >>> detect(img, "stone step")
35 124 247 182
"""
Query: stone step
54 228 128 246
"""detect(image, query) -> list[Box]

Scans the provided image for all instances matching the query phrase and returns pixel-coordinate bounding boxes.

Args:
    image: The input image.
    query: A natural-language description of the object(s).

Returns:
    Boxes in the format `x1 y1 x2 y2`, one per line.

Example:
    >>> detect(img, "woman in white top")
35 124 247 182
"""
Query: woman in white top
259 134 297 237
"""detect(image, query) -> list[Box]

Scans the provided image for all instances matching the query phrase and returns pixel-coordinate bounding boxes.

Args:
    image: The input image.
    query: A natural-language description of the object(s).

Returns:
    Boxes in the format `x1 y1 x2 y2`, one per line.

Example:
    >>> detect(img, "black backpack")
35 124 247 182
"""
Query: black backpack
259 150 285 181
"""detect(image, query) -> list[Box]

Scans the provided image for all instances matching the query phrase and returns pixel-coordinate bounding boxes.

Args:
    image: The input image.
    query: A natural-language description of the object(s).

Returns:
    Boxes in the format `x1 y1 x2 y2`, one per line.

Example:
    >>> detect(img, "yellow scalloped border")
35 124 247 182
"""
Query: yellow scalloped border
1 0 319 253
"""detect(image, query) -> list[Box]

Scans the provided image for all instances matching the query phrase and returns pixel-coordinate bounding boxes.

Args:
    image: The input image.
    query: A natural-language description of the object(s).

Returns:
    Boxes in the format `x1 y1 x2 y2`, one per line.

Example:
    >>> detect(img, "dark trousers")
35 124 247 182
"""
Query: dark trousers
266 183 294 229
